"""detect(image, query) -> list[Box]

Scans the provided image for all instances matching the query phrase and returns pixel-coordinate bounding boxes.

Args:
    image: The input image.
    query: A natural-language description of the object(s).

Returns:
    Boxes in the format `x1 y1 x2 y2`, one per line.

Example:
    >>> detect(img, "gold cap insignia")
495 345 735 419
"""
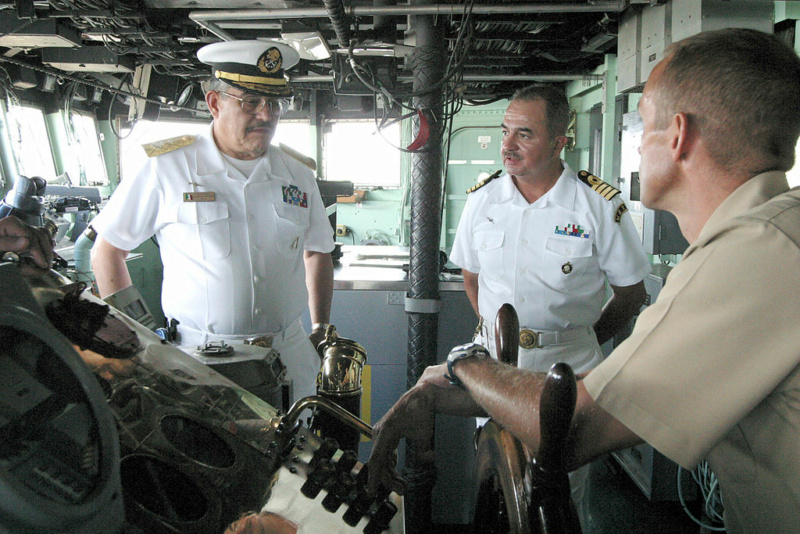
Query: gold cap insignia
258 47 282 74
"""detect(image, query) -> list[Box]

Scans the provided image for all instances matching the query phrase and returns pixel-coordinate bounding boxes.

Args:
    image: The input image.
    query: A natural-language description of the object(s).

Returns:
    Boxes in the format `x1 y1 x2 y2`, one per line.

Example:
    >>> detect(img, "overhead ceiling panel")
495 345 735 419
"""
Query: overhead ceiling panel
41 47 135 73
0 16 81 49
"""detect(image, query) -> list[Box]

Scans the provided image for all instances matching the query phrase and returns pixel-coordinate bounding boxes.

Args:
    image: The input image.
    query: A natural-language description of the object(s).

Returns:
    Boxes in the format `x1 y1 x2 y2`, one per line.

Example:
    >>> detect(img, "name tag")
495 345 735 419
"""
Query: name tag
183 192 215 202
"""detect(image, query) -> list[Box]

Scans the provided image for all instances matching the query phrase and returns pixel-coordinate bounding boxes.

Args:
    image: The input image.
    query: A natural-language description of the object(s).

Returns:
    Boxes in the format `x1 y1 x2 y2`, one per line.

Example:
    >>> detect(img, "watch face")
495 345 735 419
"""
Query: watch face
448 342 490 361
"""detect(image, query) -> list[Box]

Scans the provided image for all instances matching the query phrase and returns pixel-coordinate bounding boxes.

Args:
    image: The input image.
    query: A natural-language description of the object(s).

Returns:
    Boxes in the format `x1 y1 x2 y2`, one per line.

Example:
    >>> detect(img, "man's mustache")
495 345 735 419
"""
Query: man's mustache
247 122 274 131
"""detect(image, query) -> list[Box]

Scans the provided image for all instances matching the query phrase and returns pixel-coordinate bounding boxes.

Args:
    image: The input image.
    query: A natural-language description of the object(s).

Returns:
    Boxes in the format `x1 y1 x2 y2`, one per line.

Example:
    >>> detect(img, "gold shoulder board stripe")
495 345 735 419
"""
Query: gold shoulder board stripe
577 170 620 201
466 169 503 194
143 135 196 157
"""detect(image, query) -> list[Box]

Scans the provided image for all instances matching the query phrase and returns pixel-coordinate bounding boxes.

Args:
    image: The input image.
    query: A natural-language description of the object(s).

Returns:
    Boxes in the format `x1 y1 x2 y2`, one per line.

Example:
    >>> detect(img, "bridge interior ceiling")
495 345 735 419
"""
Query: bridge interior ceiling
0 0 628 112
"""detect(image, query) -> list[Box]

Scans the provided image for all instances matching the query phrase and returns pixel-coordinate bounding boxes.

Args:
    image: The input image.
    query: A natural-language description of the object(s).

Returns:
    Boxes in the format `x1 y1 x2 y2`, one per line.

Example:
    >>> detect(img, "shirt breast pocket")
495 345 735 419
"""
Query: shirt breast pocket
176 201 231 260
542 236 594 292
475 230 505 280
273 204 309 259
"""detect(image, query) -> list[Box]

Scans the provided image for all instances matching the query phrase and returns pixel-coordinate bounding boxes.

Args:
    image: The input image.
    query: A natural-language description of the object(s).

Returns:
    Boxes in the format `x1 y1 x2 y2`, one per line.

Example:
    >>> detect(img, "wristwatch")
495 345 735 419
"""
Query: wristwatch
444 342 491 389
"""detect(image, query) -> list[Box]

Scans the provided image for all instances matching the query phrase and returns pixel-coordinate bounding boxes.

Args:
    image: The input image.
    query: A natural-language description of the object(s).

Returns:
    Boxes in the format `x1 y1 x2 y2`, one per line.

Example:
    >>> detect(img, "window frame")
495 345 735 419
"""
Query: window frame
4 103 58 182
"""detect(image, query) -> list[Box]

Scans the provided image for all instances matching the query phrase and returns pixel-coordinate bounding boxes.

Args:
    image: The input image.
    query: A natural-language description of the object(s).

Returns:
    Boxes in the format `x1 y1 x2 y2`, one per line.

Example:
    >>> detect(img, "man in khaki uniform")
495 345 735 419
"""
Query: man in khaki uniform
367 28 800 534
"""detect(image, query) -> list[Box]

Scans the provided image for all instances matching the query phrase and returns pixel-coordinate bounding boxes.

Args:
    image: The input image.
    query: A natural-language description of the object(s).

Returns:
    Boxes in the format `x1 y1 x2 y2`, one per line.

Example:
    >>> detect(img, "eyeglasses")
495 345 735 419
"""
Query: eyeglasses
222 92 287 116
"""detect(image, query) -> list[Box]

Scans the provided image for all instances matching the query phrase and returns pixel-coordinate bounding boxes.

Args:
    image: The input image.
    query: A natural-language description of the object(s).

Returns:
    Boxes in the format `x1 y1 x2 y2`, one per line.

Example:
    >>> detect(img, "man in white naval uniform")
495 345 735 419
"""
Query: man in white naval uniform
450 84 651 526
91 40 334 405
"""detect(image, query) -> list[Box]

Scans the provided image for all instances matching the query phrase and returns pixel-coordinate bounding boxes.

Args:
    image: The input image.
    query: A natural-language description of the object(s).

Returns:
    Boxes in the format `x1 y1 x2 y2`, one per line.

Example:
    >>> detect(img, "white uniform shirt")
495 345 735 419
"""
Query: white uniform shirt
92 125 334 337
451 162 650 333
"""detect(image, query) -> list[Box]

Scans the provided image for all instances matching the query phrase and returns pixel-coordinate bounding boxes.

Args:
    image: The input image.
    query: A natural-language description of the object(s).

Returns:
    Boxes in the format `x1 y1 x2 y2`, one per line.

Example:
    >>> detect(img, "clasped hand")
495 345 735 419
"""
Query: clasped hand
366 363 462 496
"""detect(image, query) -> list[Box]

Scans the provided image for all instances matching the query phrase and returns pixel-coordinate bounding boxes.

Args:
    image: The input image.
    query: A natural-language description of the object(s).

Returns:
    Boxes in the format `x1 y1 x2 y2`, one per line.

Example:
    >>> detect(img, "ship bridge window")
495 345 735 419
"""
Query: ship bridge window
65 112 108 186
4 105 57 181
272 119 312 156
324 120 401 187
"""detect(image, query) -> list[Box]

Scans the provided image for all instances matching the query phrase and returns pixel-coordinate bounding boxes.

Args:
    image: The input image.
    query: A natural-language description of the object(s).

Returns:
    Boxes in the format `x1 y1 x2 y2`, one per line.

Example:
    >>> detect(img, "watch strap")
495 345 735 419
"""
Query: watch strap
444 358 465 389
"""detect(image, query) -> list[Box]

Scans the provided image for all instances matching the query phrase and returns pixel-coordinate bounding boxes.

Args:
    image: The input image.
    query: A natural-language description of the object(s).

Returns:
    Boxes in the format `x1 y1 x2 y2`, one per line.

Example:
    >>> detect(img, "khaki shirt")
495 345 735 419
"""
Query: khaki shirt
585 172 800 534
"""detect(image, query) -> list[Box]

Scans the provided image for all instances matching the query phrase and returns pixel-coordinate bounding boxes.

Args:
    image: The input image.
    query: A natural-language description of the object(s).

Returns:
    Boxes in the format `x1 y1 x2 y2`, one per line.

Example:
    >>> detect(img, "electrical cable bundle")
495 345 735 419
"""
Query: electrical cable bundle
49 0 203 79
677 460 726 531
336 0 478 155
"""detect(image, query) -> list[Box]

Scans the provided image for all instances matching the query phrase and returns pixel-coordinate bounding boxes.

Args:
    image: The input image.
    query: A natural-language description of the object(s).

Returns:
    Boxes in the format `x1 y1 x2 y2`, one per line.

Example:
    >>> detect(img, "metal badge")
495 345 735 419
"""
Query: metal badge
562 261 573 274
519 329 538 349
195 340 235 357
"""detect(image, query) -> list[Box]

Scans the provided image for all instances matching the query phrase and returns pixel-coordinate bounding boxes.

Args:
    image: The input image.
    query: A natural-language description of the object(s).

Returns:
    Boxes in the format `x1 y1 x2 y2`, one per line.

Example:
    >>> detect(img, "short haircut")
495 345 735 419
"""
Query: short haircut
510 84 570 139
655 28 800 173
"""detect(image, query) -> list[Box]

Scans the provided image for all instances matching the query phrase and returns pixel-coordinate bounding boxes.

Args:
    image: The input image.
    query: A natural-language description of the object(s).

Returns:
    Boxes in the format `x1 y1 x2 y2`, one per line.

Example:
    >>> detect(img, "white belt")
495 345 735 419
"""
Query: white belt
518 325 594 349
175 319 298 349
480 318 594 350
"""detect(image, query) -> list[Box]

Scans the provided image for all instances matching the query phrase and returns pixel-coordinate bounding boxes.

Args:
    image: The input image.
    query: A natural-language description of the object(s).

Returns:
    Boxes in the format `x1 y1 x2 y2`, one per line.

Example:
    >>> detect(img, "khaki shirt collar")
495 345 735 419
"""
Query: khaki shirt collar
688 171 789 255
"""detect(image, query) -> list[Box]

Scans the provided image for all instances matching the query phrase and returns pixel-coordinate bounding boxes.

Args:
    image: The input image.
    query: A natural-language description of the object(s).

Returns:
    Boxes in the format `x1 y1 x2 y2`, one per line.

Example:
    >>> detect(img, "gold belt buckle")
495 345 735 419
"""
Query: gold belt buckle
245 335 274 348
519 329 539 349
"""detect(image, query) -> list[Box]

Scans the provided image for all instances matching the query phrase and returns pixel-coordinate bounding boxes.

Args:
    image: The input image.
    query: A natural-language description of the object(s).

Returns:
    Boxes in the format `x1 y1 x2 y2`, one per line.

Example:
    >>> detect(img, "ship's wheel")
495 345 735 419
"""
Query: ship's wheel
472 420 533 533
471 304 581 534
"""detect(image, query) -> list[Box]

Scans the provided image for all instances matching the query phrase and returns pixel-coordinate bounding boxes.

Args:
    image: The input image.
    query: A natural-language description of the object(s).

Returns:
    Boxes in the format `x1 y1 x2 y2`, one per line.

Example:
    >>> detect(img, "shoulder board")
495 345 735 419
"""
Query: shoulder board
577 170 621 201
142 135 196 158
466 169 502 194
279 143 317 171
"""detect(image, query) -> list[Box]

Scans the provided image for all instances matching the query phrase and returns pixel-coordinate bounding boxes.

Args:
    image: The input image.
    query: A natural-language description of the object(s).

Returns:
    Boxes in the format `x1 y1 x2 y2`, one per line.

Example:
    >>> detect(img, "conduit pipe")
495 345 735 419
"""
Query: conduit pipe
323 0 351 50
189 2 627 41
289 73 605 83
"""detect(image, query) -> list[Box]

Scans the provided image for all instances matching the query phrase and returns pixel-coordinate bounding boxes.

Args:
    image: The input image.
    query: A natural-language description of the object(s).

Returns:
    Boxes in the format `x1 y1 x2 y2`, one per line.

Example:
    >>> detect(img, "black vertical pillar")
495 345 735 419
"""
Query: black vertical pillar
404 3 445 532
